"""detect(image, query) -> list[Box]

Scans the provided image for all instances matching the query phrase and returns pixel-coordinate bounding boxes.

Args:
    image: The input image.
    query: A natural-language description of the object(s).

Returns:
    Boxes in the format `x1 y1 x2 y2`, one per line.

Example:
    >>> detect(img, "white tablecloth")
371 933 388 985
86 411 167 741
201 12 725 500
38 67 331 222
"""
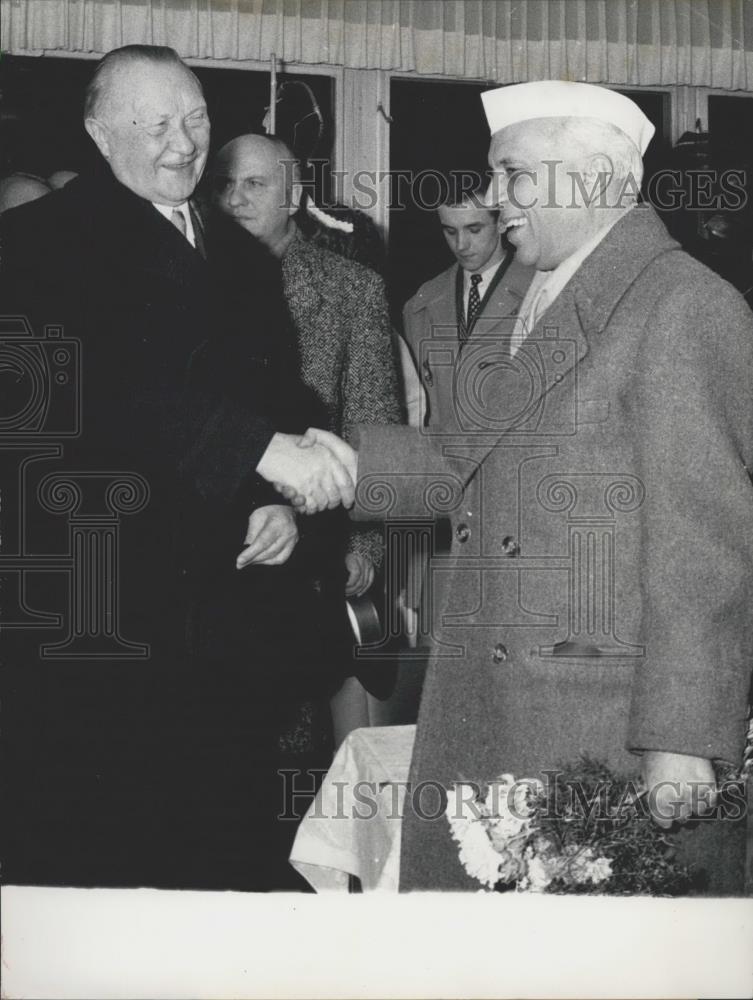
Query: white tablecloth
289 725 416 891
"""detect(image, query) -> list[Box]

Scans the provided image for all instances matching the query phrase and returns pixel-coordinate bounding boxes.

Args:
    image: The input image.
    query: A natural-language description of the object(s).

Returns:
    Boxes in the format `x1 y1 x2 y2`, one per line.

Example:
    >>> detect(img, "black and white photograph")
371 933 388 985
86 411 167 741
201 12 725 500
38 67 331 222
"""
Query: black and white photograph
1 1 752 997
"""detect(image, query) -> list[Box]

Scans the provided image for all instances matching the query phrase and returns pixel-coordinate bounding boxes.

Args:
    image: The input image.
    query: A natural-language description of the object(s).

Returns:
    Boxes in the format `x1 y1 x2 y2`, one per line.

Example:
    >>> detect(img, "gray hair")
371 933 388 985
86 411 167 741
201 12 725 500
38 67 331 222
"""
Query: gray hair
84 45 202 121
552 117 645 204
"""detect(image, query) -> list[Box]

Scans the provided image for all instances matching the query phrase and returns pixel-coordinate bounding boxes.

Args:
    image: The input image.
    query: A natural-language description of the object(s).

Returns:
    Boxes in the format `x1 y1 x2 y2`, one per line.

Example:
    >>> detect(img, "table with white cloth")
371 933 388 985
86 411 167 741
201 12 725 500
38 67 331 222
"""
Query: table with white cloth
289 724 415 891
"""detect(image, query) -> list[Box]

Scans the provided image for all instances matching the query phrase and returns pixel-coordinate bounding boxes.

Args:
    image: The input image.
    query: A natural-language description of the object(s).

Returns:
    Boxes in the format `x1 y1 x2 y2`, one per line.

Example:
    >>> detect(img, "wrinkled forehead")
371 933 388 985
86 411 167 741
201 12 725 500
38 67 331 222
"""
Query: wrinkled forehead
106 60 205 121
216 141 286 181
487 118 562 165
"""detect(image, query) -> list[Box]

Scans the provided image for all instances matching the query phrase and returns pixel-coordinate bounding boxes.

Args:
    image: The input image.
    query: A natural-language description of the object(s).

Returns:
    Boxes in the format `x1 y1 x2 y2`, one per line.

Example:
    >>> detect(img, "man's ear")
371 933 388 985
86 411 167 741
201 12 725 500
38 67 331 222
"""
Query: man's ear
583 152 614 205
289 180 302 215
85 118 111 160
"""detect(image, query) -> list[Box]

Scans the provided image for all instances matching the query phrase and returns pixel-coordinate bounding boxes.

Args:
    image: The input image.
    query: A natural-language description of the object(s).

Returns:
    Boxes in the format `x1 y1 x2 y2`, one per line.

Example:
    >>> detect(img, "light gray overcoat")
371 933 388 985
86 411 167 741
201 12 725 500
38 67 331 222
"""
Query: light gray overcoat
355 206 753 892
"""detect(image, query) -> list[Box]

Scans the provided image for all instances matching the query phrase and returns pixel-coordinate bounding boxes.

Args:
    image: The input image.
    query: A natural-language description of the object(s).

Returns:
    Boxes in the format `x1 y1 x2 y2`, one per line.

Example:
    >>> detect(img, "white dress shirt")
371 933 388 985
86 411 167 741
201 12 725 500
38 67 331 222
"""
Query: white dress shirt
152 201 196 248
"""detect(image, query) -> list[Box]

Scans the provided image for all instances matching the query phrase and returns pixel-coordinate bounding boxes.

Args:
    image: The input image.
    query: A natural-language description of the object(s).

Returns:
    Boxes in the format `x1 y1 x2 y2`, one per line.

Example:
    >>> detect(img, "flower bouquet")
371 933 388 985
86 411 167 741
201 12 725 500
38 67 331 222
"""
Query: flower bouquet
445 757 721 895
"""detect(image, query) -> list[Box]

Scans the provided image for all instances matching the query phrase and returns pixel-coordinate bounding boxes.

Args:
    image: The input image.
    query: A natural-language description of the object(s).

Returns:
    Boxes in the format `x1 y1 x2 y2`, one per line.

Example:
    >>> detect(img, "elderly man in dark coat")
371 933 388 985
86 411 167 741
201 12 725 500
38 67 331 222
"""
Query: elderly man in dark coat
295 82 753 894
0 45 354 890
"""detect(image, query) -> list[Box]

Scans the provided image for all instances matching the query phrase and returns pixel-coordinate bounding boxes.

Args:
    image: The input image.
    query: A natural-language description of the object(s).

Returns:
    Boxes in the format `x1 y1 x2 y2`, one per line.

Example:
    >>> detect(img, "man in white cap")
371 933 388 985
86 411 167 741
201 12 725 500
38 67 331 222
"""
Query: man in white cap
288 81 753 893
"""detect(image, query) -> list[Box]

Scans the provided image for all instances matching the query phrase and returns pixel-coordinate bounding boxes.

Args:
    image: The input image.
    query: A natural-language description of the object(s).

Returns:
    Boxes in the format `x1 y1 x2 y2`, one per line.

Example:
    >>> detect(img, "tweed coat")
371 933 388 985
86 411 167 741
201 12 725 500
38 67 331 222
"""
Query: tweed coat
281 229 403 567
401 253 534 432
354 205 753 893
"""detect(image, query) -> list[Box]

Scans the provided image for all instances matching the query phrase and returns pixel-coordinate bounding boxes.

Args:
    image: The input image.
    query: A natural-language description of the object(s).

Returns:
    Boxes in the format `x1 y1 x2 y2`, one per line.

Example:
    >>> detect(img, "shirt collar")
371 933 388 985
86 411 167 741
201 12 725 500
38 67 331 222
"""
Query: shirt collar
152 201 196 247
462 250 506 291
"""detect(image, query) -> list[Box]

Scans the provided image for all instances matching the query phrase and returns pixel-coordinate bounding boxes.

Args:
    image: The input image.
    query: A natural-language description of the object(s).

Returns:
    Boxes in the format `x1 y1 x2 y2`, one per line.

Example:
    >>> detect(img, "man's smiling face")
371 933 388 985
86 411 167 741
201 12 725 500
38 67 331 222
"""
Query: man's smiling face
90 59 210 206
487 118 599 271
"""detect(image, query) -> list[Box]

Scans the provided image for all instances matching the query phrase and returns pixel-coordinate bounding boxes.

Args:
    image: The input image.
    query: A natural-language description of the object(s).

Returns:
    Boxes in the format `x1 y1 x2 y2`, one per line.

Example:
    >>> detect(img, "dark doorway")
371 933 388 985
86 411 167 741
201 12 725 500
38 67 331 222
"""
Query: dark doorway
388 78 490 316
703 95 753 300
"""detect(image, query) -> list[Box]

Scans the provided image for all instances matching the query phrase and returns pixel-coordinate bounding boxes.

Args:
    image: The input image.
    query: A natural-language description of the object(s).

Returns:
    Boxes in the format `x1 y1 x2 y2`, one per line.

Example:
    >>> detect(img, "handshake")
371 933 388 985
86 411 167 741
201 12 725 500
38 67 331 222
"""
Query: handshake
256 427 358 514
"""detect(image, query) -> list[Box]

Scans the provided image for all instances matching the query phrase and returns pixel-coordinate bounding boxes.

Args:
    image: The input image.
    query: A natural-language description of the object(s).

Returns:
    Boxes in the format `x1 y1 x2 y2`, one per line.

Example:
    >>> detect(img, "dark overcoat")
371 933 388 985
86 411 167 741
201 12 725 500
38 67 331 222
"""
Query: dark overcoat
354 206 753 893
0 164 343 889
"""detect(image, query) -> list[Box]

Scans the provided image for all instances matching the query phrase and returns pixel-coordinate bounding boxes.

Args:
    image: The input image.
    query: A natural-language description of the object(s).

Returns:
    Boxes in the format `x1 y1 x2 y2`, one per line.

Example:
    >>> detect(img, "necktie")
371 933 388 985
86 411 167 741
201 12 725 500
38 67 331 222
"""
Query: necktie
466 272 483 332
170 208 187 238
189 204 207 258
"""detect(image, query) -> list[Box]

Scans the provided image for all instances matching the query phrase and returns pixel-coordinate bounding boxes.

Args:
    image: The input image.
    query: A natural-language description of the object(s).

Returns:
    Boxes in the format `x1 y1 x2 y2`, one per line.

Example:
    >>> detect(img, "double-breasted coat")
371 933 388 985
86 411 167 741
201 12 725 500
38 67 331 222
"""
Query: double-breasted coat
354 205 753 893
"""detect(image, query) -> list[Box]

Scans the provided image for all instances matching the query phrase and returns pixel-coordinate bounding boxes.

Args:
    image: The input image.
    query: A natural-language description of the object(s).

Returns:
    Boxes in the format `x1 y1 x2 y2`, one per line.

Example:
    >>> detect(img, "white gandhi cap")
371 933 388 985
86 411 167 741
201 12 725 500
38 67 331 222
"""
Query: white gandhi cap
481 81 655 156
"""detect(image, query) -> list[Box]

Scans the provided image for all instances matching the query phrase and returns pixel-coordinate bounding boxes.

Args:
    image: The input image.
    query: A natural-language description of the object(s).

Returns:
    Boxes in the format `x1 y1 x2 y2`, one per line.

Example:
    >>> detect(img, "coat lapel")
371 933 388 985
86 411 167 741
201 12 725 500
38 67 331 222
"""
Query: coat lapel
423 266 459 342
563 204 680 339
466 255 533 343
464 206 680 485
137 205 208 291
189 202 207 260
89 166 208 293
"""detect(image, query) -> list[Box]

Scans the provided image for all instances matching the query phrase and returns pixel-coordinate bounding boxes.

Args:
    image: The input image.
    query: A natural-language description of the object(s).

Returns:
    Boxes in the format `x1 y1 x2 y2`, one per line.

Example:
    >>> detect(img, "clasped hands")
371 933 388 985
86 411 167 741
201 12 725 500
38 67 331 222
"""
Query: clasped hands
237 429 368 594
256 427 358 514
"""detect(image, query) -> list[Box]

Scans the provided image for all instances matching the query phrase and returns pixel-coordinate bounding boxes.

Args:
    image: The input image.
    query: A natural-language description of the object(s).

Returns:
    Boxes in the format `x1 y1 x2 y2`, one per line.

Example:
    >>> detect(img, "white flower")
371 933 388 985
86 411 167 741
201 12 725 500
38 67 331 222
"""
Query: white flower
524 849 555 892
445 784 483 824
563 846 613 886
484 776 535 843
583 855 613 885
454 820 504 888
447 780 528 888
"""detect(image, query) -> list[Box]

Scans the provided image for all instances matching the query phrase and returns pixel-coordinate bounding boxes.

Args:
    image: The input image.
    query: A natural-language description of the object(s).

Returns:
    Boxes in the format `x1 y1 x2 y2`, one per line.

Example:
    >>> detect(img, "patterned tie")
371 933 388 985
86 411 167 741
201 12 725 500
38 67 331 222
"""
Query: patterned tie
466 272 483 333
170 208 188 238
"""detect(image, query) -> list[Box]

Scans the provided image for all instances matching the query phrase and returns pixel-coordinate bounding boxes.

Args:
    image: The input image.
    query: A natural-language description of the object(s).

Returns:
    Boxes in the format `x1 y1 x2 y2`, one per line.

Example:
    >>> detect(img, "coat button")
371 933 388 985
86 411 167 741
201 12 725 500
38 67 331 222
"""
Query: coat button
422 362 433 386
455 523 471 543
492 643 508 664
501 536 520 557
